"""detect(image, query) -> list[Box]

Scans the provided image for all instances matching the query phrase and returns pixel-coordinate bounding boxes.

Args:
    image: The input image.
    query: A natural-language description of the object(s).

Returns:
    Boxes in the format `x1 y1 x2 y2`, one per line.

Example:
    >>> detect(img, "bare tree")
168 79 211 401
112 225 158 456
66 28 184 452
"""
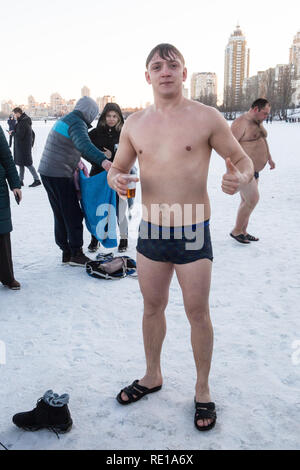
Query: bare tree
195 93 217 108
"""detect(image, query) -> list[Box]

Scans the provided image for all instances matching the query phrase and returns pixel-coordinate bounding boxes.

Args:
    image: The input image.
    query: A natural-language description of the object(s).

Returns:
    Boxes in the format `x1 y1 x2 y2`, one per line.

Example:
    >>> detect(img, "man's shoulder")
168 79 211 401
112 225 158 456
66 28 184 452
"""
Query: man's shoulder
232 114 248 126
63 111 86 127
122 109 147 130
188 100 222 119
21 113 31 124
126 109 147 122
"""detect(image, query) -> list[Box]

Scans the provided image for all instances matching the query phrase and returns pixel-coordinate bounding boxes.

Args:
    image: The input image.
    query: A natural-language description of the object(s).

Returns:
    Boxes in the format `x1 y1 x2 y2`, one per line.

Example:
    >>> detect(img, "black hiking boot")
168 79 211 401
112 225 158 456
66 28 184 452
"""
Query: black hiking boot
69 249 91 266
12 393 72 434
62 251 71 264
2 279 21 290
88 237 100 253
118 238 128 253
29 180 41 188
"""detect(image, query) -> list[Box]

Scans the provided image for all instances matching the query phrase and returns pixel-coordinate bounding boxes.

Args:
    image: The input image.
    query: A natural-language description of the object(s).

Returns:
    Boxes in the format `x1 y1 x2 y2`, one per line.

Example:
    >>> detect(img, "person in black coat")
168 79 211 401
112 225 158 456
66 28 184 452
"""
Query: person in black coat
12 107 41 187
0 127 22 289
7 115 17 148
87 103 131 253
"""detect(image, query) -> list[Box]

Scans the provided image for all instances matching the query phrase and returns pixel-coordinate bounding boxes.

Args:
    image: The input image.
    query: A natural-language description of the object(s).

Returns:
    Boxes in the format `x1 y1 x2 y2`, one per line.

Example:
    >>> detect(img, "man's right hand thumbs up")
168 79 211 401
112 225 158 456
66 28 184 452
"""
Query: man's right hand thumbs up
222 158 242 195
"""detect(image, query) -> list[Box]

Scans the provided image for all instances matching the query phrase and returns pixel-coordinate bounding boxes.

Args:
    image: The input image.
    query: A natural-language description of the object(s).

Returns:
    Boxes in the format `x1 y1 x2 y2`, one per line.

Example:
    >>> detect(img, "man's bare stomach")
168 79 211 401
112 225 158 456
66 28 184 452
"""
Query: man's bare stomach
140 189 211 227
240 138 268 172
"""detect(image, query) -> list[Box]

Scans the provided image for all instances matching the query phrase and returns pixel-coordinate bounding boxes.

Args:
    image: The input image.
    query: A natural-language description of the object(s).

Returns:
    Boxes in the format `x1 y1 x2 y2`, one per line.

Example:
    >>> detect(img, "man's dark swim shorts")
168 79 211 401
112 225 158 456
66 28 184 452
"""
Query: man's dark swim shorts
136 220 213 264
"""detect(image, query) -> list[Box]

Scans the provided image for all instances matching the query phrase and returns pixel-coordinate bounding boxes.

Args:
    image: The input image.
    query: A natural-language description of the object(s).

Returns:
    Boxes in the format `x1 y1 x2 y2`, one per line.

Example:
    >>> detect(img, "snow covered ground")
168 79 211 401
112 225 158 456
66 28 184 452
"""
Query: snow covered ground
0 120 299 450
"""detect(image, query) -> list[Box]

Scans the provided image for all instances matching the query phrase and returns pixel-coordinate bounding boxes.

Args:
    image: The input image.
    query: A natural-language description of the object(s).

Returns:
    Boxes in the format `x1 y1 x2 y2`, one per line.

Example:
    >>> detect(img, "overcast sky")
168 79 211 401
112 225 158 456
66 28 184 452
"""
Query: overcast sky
1 0 300 107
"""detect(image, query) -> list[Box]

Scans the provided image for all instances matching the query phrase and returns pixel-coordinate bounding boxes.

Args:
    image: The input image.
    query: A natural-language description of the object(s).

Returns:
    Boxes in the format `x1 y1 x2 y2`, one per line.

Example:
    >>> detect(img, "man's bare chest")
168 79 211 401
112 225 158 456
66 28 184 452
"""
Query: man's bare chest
241 122 267 142
130 122 210 160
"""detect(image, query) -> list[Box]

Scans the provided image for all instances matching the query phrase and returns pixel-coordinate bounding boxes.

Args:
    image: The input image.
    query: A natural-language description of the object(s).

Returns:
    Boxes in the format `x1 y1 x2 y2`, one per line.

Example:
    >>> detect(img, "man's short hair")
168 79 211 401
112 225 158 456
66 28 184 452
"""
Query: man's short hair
12 107 23 114
251 99 270 111
146 43 185 68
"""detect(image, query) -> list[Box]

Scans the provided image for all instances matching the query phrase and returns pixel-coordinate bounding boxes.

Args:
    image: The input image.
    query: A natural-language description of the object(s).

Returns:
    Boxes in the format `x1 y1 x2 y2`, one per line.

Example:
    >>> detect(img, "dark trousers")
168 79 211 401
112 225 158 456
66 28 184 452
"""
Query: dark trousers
9 134 13 148
41 175 84 255
0 233 15 284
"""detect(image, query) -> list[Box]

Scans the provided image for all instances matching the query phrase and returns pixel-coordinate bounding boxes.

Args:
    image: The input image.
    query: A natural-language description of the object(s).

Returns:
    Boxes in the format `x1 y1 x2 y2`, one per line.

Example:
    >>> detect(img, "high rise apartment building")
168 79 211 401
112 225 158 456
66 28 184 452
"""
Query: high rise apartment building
289 31 300 106
224 25 250 108
289 31 300 77
96 95 115 111
190 73 217 100
81 86 91 97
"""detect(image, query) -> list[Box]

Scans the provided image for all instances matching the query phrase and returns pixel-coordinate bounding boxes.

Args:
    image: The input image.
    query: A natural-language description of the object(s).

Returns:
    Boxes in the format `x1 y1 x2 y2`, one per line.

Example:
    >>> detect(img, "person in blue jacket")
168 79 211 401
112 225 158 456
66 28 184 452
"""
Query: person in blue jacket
38 96 112 267
0 127 22 289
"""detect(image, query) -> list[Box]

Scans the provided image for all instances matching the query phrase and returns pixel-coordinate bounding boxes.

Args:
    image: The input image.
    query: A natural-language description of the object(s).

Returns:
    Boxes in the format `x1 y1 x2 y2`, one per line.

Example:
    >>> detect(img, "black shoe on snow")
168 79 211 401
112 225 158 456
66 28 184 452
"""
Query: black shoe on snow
62 251 71 264
2 279 21 290
88 239 100 253
69 249 91 266
29 180 41 188
12 394 72 434
118 238 128 253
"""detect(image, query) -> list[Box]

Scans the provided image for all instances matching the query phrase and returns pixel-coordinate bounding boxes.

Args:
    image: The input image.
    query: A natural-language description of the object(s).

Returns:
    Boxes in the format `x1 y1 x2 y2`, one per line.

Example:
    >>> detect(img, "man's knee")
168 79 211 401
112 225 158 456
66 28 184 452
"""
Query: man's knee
245 192 259 210
143 296 168 316
186 306 210 325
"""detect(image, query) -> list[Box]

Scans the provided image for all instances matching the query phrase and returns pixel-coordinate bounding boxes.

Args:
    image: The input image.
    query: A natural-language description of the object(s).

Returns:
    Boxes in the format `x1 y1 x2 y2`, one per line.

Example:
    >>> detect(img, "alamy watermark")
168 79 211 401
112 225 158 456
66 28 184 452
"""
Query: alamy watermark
0 341 6 365
94 202 206 250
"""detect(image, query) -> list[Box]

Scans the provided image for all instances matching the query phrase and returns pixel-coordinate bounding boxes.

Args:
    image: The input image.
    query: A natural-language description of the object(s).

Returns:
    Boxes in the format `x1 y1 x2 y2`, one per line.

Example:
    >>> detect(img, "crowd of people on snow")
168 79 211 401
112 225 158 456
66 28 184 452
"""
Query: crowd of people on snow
0 97 135 290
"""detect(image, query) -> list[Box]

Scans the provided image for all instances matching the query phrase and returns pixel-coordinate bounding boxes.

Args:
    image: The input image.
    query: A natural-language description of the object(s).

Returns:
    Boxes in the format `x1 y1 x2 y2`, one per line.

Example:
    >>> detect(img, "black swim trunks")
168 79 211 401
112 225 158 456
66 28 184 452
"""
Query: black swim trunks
254 171 259 180
136 220 213 264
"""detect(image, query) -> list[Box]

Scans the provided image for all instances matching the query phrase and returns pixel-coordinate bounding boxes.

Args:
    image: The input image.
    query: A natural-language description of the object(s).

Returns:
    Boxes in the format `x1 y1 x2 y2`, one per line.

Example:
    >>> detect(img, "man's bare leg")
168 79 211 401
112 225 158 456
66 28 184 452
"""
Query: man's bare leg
231 177 259 236
120 252 174 402
175 258 213 428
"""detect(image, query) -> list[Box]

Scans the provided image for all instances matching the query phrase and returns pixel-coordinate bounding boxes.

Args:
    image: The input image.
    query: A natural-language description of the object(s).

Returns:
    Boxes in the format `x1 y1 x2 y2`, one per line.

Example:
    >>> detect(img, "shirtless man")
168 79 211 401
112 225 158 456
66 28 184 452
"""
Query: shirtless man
107 43 253 431
230 99 276 243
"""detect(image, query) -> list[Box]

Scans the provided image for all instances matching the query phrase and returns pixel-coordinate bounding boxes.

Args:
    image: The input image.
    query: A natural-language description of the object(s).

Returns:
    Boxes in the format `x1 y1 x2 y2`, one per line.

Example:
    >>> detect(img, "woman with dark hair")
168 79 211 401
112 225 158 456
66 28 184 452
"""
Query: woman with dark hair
88 103 130 253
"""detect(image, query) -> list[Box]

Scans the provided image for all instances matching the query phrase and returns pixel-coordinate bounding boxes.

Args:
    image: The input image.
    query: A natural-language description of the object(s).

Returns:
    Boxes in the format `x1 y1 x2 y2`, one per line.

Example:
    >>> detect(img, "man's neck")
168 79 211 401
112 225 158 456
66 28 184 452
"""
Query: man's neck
153 92 185 113
247 110 260 125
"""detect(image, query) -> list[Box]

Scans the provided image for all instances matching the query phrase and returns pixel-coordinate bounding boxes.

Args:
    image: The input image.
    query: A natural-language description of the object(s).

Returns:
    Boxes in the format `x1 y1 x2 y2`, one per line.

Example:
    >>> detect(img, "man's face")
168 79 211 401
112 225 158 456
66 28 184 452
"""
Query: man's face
254 105 271 122
13 112 21 119
145 52 187 97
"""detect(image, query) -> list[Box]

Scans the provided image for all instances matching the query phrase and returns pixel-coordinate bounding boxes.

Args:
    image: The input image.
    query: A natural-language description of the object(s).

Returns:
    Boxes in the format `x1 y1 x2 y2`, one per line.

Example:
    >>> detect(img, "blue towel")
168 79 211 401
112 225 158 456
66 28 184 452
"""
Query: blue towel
79 170 117 248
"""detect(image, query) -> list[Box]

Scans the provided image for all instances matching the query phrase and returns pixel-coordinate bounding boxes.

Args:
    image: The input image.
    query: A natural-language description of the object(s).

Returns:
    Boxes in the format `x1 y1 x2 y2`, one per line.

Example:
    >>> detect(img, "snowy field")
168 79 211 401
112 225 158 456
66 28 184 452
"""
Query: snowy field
0 120 300 450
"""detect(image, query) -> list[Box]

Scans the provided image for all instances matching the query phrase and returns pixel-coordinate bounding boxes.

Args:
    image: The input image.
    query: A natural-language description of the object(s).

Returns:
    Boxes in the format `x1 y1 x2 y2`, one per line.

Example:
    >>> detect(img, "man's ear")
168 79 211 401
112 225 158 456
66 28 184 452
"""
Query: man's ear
182 67 187 83
145 70 152 85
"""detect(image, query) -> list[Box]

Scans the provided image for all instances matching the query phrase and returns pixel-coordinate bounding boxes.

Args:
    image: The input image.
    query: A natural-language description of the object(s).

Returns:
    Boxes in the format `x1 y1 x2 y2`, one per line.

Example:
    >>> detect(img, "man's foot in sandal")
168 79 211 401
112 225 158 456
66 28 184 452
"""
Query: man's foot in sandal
194 400 217 431
116 378 162 405
230 233 250 244
245 233 259 241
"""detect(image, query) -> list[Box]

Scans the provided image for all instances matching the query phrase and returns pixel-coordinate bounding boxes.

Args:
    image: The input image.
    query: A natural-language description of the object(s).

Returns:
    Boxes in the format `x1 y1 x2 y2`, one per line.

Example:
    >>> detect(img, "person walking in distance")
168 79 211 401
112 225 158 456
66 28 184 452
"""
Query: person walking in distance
108 43 254 431
229 98 275 244
12 107 41 188
7 114 17 148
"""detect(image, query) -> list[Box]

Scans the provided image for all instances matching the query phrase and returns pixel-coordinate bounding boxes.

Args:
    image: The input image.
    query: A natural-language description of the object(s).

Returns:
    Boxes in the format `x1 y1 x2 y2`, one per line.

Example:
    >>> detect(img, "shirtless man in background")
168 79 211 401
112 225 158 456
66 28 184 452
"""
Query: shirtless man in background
107 43 253 431
230 99 276 244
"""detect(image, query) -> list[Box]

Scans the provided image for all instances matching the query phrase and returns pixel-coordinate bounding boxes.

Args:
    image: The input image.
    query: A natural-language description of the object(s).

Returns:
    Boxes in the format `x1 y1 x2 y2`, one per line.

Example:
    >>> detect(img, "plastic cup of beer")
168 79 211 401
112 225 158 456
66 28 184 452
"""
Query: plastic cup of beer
127 179 136 199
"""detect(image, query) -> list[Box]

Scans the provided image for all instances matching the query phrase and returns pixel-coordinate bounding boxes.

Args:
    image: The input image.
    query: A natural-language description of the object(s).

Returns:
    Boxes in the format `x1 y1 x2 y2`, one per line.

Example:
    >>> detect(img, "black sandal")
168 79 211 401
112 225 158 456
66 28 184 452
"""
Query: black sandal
116 380 162 405
230 233 250 244
245 233 259 241
194 400 217 431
